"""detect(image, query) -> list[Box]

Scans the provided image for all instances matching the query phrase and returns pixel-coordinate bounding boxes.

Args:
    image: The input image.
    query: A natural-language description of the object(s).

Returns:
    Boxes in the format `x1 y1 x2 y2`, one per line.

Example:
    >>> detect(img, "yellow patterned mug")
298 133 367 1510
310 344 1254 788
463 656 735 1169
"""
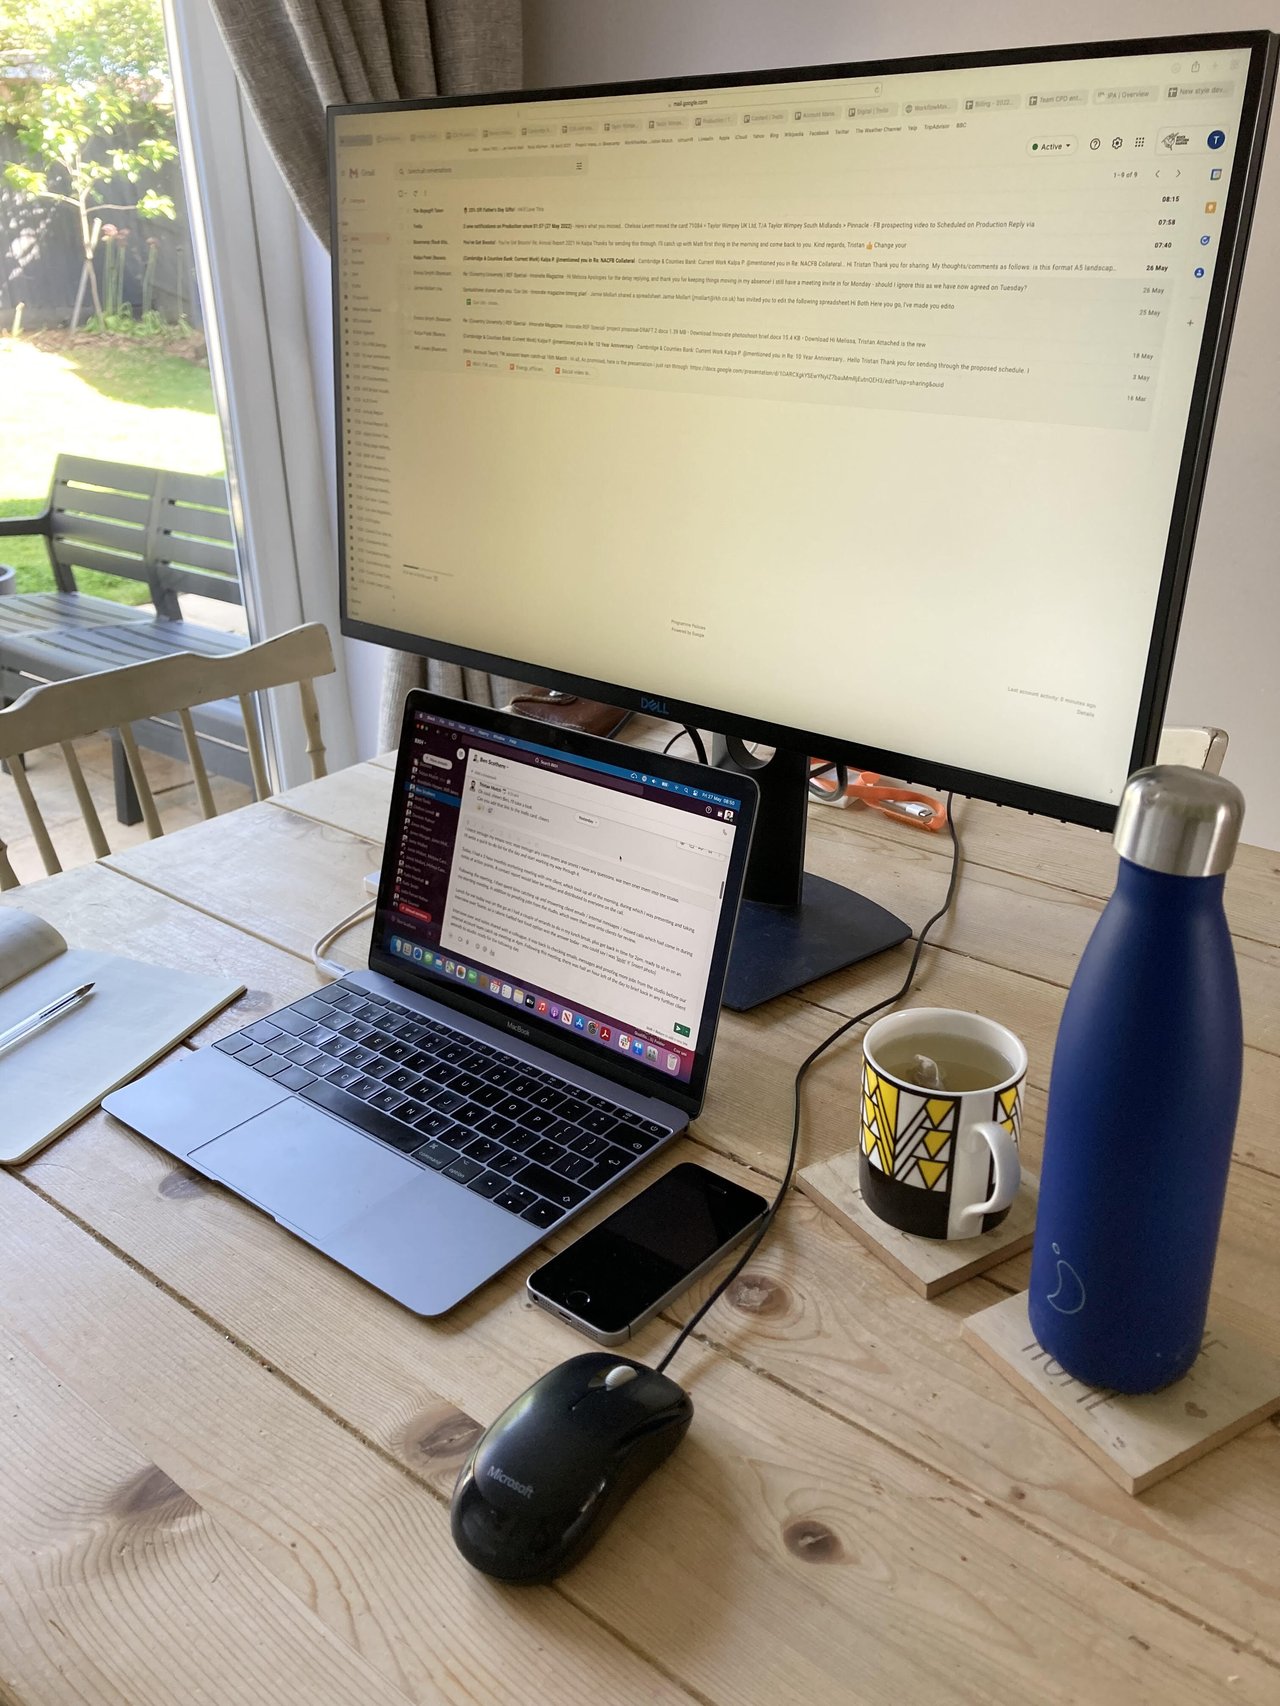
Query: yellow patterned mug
860 1007 1025 1241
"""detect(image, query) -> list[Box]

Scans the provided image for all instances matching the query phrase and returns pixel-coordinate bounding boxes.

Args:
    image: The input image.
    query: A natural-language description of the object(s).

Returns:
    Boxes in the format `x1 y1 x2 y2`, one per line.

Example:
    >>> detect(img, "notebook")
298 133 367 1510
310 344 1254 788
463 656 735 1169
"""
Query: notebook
104 691 758 1315
0 908 245 1165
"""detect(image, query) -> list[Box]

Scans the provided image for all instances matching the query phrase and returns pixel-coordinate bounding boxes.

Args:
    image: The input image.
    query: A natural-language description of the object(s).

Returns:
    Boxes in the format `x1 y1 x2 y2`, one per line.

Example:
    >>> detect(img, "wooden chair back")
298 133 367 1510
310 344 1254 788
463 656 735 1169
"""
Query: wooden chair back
0 623 335 889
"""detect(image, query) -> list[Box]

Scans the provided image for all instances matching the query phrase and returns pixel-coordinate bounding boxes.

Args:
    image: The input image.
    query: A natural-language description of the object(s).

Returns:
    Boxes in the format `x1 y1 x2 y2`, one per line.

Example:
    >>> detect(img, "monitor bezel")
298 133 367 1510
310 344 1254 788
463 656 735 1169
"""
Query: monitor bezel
329 30 1278 832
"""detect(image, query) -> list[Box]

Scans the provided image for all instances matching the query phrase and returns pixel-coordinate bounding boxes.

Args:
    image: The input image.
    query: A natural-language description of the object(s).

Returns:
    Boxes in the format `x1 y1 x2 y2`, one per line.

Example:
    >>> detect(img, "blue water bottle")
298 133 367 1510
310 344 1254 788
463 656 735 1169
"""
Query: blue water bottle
1028 766 1245 1393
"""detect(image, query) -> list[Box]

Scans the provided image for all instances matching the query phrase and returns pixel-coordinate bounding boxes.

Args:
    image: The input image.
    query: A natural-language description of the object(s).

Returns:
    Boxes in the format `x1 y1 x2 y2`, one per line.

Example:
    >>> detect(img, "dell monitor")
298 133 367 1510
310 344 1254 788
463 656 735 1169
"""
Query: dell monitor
330 31 1276 1007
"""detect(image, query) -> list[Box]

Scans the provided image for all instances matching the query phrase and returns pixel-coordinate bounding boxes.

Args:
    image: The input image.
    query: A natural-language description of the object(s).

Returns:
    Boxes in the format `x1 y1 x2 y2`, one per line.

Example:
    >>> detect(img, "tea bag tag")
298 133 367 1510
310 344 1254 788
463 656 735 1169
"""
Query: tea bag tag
906 1053 946 1090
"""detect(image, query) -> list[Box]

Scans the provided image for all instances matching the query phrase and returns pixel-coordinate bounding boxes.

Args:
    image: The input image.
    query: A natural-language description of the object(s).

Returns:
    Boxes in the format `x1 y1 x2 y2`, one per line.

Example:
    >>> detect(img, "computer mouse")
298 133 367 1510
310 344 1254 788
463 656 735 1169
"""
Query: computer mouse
450 1352 693 1583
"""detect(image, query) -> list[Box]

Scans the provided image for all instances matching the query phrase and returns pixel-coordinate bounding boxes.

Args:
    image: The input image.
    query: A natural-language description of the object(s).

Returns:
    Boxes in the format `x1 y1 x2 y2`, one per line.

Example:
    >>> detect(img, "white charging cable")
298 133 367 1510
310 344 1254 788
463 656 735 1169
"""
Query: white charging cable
311 899 377 981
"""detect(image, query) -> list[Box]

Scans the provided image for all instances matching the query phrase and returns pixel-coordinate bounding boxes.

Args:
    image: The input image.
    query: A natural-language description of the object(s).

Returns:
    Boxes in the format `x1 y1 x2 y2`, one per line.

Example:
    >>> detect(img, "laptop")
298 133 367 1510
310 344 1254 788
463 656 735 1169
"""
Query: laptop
105 691 758 1315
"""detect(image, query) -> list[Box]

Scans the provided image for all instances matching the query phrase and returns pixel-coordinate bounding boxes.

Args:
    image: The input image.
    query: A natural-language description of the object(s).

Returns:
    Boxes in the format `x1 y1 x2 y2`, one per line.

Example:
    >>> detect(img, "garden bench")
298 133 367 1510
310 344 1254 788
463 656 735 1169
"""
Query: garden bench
0 454 253 821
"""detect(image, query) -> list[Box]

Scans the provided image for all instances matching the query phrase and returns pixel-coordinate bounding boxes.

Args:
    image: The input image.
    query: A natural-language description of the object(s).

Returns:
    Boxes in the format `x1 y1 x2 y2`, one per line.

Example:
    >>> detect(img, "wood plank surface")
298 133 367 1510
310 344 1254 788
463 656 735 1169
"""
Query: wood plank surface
962 1293 1280 1495
8 1138 1275 1706
0 861 320 1043
6 757 1280 1706
26 1105 1280 1679
274 761 394 845
264 762 1280 1066
801 807 1280 1058
0 1173 699 1706
844 794 1280 949
795 1150 1039 1296
102 802 378 966
0 1325 416 1706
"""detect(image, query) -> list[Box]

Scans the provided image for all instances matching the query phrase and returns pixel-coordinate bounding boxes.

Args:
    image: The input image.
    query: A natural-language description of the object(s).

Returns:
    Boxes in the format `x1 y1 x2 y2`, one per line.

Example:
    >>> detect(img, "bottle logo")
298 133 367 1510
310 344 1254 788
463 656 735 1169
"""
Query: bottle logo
1045 1242 1086 1314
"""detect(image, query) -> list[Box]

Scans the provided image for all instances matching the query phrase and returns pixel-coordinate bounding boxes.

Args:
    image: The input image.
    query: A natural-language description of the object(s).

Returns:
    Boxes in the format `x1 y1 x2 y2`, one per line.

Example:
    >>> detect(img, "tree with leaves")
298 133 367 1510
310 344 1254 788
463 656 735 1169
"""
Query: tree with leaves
0 0 177 326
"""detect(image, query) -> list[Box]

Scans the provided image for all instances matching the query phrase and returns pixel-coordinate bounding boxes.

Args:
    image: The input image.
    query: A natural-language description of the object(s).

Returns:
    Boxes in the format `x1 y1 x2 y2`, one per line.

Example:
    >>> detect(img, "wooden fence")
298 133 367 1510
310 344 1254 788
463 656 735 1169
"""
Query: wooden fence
0 134 202 332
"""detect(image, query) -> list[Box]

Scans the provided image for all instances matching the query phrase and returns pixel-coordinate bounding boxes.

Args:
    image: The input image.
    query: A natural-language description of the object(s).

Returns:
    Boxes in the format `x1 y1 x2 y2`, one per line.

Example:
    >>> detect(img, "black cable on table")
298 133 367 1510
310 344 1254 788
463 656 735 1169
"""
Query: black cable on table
655 793 962 1376
662 725 709 766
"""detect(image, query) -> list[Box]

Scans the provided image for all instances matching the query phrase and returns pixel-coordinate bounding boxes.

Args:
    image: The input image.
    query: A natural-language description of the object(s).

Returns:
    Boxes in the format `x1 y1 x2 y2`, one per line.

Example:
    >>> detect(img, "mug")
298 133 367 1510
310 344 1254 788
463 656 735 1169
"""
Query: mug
859 1007 1025 1241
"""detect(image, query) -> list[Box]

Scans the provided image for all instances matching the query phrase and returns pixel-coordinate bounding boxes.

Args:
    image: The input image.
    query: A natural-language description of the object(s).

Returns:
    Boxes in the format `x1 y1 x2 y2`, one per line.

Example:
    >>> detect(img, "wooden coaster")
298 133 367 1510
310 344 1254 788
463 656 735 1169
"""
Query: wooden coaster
795 1148 1038 1298
962 1292 1280 1494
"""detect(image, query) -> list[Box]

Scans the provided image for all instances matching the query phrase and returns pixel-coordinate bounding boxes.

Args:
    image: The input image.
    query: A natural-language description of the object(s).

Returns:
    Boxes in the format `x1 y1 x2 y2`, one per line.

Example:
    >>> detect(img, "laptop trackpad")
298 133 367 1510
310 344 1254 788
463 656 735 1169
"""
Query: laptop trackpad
190 1099 411 1238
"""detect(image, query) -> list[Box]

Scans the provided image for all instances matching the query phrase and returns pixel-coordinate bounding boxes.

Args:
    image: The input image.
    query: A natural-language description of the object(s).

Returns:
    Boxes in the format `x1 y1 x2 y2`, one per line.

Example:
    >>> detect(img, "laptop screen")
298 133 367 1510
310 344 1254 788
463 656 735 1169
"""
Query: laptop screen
370 697 755 1096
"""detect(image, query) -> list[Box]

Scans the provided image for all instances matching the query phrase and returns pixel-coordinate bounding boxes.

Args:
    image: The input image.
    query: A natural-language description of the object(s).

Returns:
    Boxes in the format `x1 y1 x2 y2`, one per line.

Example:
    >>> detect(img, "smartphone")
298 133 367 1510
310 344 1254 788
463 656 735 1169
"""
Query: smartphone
527 1161 769 1345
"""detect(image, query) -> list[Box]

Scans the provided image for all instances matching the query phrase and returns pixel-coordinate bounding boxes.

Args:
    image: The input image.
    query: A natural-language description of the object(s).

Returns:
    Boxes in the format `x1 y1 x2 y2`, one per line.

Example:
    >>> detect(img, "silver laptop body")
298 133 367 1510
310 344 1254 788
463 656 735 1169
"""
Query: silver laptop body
105 692 757 1315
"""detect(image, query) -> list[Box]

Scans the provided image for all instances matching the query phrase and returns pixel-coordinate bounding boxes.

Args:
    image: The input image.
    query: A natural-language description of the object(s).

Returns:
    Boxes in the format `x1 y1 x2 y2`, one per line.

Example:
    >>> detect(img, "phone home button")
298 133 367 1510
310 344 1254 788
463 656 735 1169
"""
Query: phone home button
566 1289 592 1311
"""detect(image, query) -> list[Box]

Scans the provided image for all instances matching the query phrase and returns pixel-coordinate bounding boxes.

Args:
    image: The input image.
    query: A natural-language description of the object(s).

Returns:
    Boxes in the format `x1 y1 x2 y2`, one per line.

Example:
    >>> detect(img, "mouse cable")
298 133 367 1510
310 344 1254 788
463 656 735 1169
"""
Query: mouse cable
654 793 962 1377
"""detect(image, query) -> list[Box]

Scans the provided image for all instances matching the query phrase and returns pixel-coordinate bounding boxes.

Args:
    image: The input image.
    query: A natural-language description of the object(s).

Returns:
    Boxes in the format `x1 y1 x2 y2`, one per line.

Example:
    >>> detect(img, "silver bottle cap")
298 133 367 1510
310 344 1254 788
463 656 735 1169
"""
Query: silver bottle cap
1114 765 1244 877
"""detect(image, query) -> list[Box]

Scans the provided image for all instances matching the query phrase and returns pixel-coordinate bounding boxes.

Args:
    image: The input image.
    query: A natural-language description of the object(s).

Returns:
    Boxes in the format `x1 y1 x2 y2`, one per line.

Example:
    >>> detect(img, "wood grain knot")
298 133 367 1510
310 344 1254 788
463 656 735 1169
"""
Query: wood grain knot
783 1518 843 1564
1184 1400 1208 1420
112 1464 195 1519
158 1169 204 1200
727 1273 789 1317
396 1405 484 1473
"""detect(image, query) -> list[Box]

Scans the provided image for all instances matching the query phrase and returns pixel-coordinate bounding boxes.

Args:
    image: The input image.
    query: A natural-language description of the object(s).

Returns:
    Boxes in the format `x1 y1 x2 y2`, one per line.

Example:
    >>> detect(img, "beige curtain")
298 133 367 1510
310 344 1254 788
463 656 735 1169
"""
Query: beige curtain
204 0 526 745
378 655 528 753
204 0 521 246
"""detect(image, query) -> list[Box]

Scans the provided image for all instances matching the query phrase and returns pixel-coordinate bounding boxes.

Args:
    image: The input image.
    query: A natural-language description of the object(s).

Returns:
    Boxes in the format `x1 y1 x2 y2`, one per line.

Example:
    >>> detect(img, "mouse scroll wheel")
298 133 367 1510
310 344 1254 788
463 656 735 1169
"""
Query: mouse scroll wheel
604 1365 638 1390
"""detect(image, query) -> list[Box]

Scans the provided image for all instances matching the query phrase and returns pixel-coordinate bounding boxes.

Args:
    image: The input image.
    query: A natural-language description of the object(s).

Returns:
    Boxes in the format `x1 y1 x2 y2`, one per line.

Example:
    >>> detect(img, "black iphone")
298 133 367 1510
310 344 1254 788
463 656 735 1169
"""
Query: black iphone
527 1161 769 1345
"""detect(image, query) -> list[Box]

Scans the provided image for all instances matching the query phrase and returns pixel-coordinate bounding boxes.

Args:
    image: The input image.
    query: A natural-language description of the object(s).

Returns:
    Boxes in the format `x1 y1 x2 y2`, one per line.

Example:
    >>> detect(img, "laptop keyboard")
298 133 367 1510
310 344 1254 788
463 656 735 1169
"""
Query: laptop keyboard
213 981 671 1229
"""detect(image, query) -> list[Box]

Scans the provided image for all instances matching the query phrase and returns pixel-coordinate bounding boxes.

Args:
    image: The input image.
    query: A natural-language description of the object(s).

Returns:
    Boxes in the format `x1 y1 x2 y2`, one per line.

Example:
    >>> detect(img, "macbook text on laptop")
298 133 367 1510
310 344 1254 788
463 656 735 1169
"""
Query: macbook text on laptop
104 692 757 1314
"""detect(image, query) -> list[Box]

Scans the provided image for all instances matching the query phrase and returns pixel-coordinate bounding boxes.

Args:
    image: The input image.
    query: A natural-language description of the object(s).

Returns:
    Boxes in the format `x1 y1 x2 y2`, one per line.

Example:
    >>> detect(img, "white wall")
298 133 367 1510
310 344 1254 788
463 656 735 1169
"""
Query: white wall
523 0 1280 849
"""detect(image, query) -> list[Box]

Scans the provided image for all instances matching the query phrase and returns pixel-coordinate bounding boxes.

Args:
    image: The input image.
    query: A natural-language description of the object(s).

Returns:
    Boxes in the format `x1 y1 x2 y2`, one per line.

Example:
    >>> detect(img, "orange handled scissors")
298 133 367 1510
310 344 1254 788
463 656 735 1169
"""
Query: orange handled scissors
808 759 949 832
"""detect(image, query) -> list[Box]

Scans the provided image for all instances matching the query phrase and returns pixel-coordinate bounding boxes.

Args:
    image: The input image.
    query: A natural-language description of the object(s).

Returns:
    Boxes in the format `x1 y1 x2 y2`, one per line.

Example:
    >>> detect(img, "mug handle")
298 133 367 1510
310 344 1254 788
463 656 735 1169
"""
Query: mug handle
966 1120 1021 1219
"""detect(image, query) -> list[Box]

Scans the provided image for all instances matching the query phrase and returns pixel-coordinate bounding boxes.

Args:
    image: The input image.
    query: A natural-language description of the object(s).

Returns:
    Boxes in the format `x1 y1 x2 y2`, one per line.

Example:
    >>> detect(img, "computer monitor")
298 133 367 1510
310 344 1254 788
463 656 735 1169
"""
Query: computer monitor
329 32 1276 1007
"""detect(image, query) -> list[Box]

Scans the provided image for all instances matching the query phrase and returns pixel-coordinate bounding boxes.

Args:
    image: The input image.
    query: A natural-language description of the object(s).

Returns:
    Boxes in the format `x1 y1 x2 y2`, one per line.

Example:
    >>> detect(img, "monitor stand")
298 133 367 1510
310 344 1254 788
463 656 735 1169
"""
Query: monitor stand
720 740 911 1012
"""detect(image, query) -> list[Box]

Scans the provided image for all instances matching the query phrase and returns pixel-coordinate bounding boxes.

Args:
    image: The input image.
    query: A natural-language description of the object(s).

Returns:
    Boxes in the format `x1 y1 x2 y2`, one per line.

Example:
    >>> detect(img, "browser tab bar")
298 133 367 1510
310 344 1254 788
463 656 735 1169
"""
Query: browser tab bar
1166 80 1236 101
1093 86 1158 105
964 94 1022 113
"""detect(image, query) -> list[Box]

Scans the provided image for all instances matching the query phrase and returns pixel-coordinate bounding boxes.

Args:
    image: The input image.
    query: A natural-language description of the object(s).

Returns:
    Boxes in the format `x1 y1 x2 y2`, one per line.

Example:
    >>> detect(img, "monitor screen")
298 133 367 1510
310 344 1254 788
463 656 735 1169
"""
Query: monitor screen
330 34 1275 830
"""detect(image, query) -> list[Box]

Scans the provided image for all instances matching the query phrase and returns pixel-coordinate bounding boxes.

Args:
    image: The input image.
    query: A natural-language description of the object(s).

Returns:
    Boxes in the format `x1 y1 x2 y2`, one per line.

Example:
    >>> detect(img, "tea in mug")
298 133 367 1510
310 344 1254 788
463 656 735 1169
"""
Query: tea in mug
877 1034 1014 1093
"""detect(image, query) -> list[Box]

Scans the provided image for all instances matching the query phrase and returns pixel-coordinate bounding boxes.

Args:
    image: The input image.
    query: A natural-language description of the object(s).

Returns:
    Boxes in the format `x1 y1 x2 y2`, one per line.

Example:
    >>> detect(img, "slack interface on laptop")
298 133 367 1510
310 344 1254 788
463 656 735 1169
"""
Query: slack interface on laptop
378 708 743 1087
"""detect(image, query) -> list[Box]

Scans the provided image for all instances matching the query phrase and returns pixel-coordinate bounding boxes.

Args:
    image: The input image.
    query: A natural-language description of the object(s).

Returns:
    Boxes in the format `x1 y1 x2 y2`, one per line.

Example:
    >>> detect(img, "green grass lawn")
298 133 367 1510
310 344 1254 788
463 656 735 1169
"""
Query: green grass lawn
0 334 225 605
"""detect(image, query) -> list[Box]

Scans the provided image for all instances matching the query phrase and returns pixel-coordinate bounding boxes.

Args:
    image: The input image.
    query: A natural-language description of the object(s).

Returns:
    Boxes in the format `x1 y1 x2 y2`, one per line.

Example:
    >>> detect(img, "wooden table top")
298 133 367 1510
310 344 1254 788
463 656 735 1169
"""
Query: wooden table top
3 756 1279 1706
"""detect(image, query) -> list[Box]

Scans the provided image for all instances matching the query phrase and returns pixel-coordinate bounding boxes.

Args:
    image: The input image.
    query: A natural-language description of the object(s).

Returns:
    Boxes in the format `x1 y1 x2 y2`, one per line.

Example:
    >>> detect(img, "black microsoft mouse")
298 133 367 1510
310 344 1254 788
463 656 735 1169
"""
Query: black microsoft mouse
450 1352 693 1583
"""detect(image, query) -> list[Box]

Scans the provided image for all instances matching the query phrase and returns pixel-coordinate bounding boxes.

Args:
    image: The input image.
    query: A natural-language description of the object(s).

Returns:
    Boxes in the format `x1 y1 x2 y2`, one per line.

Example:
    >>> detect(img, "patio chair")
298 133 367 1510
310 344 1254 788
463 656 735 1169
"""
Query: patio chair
0 454 247 823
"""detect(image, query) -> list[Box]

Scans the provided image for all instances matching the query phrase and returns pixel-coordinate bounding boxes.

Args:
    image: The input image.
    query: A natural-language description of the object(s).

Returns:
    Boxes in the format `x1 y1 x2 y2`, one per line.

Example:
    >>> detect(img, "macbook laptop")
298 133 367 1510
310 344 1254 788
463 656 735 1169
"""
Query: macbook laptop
105 692 758 1315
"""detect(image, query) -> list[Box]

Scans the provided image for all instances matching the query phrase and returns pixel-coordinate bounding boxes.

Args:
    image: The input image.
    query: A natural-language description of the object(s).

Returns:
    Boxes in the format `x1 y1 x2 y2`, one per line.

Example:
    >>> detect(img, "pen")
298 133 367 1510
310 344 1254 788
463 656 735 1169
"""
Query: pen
0 981 95 1054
